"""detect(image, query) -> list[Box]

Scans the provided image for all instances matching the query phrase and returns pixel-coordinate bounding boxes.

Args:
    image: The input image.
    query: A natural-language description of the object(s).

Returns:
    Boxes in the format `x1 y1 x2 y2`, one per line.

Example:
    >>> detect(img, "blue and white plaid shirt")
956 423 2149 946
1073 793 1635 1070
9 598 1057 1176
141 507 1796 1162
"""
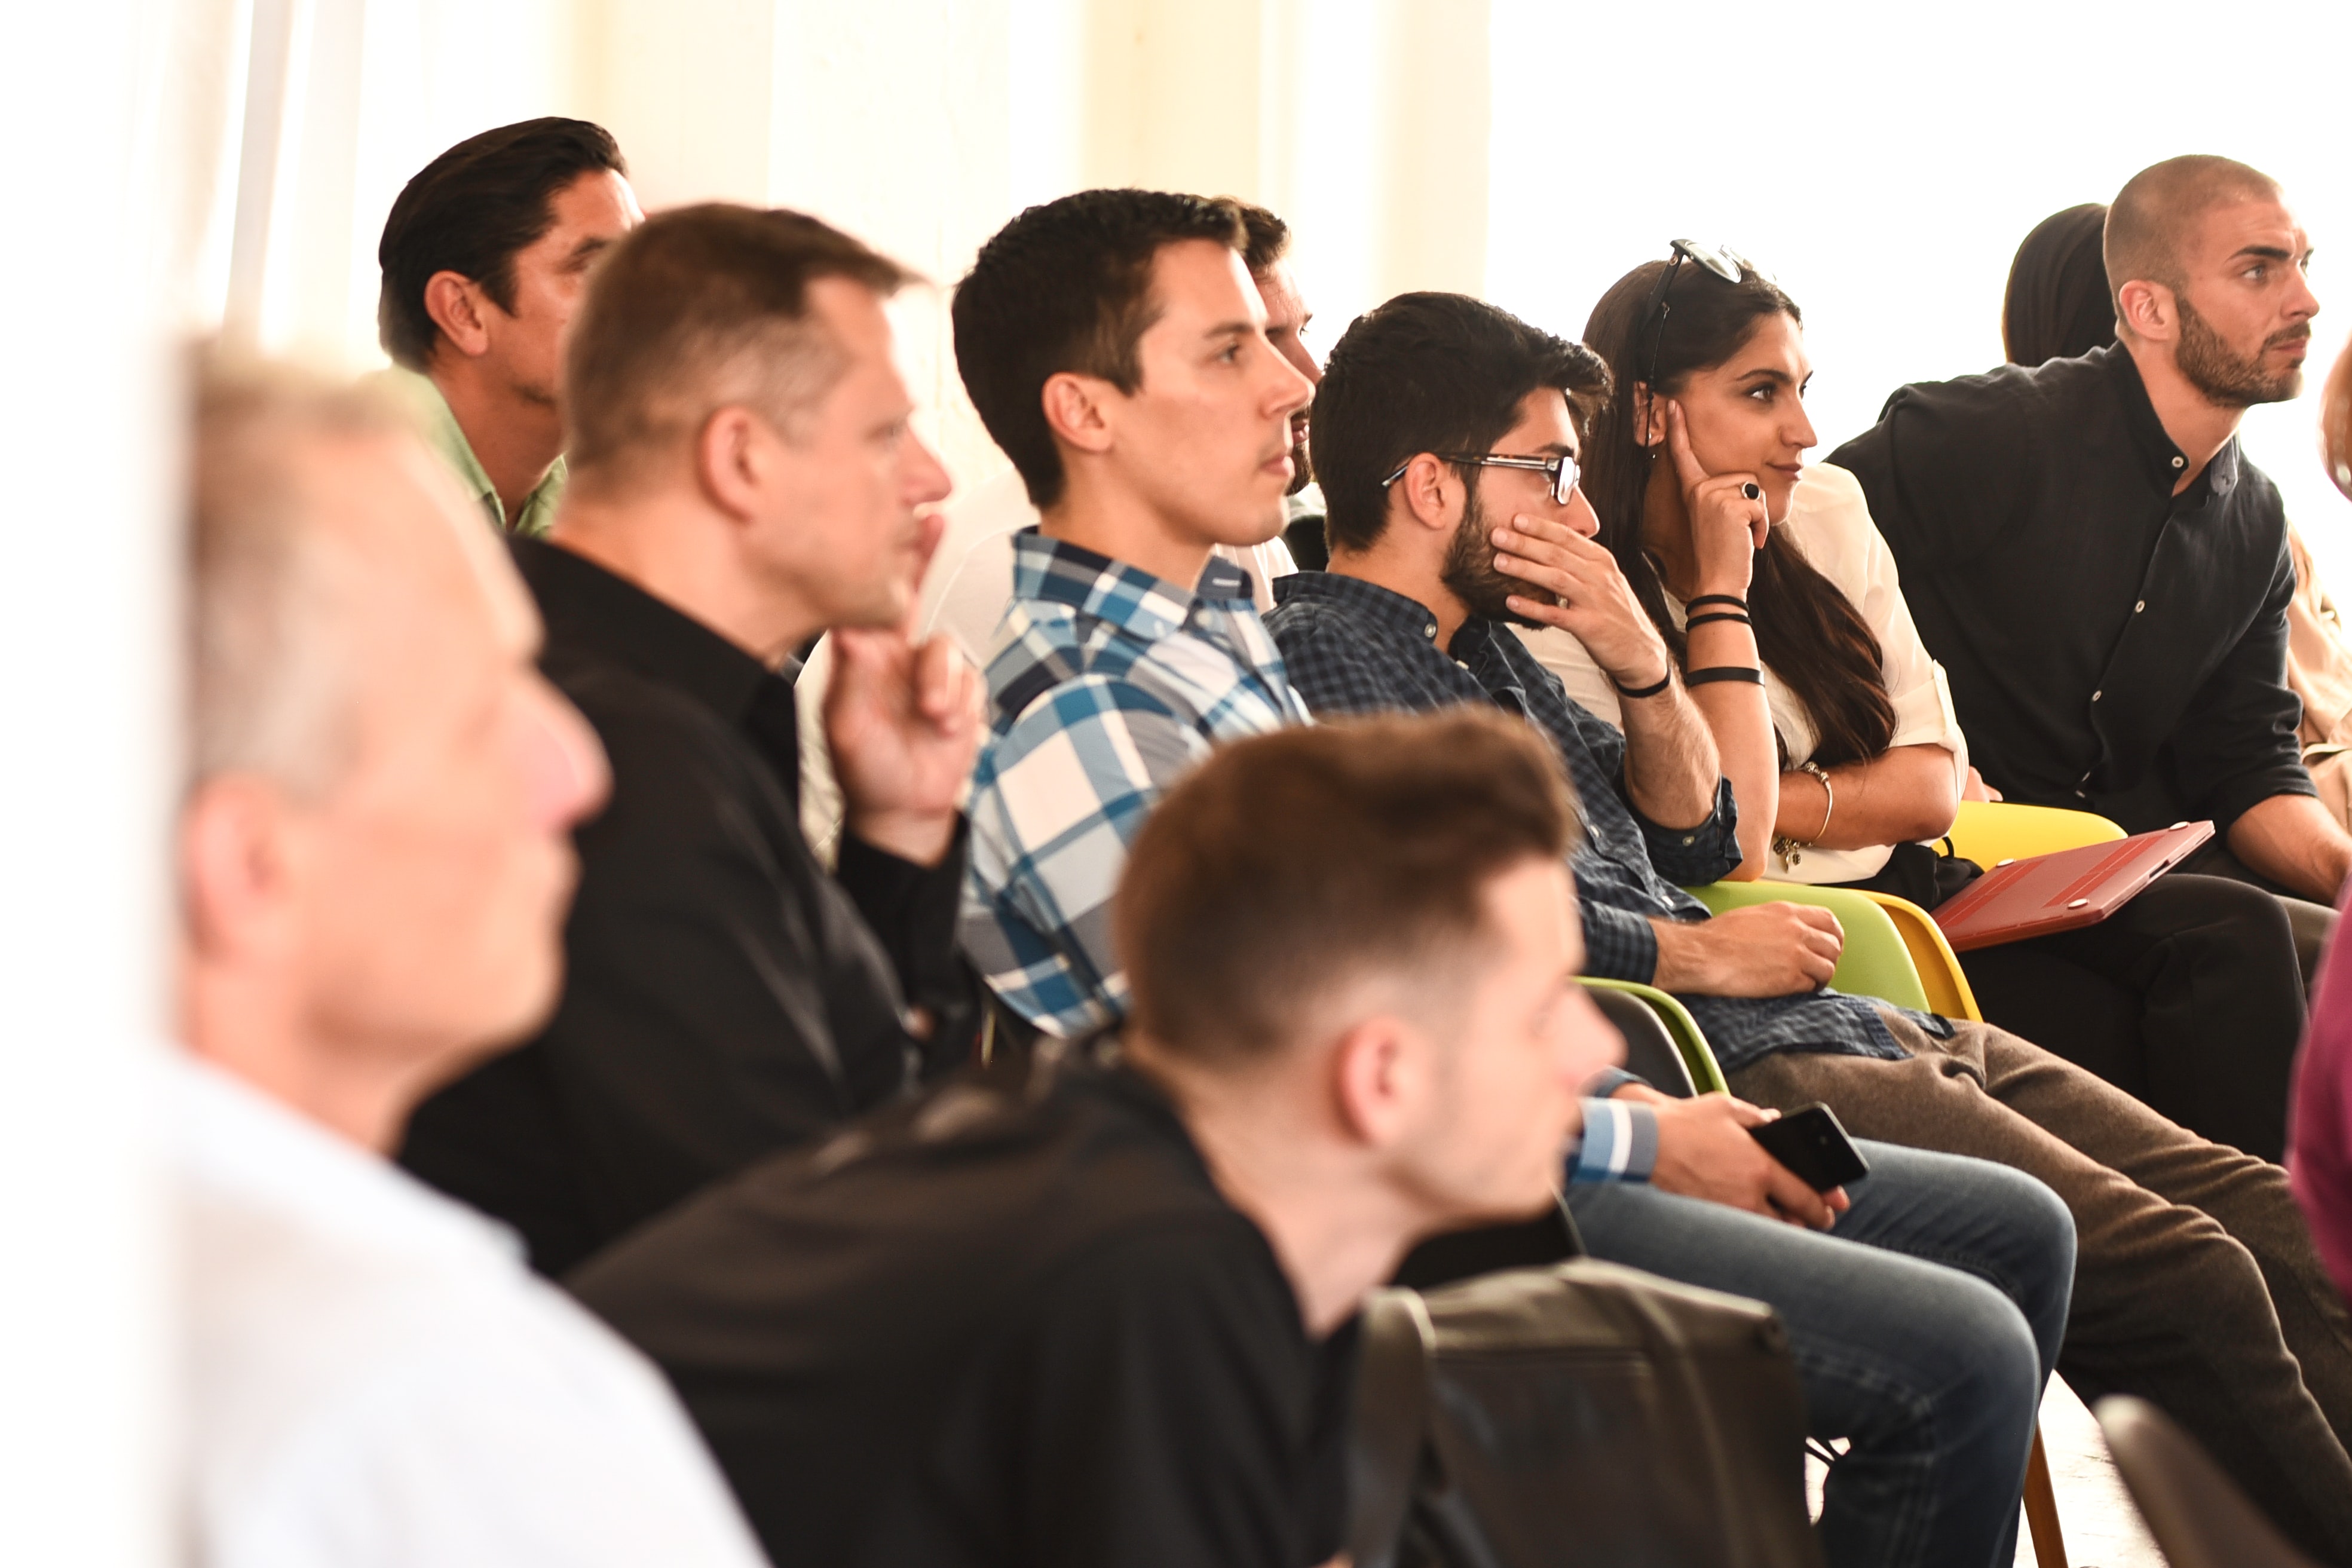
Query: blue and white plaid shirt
964 531 1661 1182
1267 571 1944 1073
963 531 1312 1039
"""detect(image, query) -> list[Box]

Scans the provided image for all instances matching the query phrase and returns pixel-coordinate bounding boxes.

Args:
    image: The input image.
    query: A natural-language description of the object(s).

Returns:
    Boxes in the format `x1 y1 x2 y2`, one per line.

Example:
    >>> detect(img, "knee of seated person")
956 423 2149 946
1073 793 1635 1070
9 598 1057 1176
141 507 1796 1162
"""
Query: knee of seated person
2178 873 2299 950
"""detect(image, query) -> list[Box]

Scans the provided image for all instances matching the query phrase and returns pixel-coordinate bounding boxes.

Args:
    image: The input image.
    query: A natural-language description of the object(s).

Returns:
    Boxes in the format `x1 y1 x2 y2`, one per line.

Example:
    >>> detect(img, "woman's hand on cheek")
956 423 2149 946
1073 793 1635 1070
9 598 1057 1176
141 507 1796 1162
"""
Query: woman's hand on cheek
1667 399 1767 597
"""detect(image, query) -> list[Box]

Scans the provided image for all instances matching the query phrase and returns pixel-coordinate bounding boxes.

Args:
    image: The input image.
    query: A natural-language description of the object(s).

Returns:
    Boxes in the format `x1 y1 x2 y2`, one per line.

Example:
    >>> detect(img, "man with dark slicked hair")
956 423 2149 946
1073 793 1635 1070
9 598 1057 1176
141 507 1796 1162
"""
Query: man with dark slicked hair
1835 156 2347 948
376 118 642 535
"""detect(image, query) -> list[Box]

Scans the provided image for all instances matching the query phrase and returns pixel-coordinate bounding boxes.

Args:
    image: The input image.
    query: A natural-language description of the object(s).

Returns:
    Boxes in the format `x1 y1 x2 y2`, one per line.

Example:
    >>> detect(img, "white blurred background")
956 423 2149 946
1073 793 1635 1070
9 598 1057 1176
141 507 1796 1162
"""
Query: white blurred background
1482 0 2352 582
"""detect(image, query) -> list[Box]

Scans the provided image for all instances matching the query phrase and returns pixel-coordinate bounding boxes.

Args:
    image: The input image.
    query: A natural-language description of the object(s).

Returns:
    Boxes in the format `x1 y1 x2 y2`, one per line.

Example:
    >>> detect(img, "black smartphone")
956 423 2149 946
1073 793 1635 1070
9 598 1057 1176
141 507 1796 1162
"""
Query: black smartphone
1748 1102 1870 1192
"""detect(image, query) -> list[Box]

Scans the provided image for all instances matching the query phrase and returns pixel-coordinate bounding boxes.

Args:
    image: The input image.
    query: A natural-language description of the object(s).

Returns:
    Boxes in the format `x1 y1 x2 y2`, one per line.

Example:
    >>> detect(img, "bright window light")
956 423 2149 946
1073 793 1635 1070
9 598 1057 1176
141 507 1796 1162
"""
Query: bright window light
1487 0 2352 584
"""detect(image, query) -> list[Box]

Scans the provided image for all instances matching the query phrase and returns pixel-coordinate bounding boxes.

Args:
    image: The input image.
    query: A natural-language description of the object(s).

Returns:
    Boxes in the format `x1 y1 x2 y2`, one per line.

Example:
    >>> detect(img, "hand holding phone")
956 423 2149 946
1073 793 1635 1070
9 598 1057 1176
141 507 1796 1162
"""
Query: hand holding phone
1747 1102 1870 1193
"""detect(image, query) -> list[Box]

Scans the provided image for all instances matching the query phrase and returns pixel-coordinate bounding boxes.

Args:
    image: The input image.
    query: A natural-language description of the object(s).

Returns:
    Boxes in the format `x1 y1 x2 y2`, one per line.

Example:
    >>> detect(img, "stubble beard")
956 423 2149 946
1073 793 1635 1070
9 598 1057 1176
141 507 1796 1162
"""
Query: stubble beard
2176 296 2305 408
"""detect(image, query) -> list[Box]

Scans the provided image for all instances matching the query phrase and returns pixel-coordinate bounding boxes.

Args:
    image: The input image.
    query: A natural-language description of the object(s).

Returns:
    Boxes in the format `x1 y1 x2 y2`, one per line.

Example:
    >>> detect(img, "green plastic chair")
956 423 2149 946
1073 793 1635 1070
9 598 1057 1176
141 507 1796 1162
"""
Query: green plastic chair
1576 976 1729 1094
1684 881 1937 1012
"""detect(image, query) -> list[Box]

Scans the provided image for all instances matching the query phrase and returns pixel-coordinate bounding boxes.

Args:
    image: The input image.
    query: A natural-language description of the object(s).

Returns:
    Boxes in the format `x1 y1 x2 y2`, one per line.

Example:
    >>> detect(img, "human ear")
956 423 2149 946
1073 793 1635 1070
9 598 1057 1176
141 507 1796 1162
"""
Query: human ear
1331 1013 1427 1150
422 271 493 359
694 406 773 525
1040 372 1115 458
2116 279 2176 344
1394 454 1463 535
180 777 301 964
1631 383 1664 449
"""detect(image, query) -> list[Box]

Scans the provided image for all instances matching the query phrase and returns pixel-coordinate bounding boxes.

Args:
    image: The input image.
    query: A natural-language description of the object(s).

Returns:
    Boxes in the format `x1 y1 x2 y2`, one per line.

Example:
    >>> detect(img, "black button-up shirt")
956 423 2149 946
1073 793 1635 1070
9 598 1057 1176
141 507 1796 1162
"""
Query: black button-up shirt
399 537 973 1275
1267 572 1944 1071
1830 343 2310 834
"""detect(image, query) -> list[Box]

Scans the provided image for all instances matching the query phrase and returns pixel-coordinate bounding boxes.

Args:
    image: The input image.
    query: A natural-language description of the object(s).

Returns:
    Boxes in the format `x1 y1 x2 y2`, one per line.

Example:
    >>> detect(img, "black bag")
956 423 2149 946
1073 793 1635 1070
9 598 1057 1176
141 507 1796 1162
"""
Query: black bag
1348 1260 1825 1568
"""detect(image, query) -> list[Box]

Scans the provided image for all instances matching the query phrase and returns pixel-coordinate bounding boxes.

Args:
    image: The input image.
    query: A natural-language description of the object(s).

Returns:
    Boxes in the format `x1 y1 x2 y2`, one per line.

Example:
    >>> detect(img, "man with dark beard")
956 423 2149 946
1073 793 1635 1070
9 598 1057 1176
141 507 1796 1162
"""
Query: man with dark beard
1833 155 2350 921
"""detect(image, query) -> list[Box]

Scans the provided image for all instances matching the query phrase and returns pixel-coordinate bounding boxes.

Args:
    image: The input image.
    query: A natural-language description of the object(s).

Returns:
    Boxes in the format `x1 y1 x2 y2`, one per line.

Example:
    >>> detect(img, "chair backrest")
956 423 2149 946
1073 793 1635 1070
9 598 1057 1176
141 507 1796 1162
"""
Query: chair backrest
1585 984 1698 1098
1945 800 2125 867
2093 1396 2321 1568
1578 978 1728 1094
1684 883 1936 1013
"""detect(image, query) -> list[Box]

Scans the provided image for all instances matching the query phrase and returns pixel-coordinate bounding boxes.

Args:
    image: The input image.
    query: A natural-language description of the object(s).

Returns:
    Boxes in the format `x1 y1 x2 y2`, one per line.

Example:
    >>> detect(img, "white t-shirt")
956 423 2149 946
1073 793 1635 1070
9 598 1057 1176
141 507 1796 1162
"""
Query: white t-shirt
795 466 1300 856
1517 461 1967 884
176 1054 768 1568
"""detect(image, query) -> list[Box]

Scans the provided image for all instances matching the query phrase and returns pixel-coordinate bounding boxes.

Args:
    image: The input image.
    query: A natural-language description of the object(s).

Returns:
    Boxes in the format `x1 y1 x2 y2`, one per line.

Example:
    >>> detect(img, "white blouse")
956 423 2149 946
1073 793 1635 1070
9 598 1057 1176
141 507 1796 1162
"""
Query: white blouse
1518 461 1968 884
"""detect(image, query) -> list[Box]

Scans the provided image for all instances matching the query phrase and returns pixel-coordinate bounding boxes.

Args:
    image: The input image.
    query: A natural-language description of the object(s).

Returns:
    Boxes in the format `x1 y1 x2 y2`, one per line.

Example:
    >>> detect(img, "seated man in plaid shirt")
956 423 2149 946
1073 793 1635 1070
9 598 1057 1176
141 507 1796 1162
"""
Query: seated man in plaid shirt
1272 287 2352 1563
951 191 2079 1568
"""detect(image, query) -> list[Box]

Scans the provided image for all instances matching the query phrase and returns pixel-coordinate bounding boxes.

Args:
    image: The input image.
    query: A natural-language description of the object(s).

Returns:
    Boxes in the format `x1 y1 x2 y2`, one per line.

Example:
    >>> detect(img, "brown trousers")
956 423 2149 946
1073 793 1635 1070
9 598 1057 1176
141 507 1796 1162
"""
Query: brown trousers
1731 1012 2352 1561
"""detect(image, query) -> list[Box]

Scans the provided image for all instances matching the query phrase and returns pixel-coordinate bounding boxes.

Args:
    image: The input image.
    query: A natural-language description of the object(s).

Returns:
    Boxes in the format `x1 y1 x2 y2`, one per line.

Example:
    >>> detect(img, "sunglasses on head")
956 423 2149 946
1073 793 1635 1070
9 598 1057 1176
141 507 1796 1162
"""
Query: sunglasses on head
1639 238 1762 422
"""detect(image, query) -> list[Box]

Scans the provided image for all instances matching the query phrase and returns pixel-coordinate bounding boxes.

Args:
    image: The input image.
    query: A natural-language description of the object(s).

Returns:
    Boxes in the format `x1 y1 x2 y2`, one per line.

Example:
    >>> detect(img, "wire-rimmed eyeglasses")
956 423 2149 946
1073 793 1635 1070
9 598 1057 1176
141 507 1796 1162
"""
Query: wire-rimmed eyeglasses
1380 450 1584 506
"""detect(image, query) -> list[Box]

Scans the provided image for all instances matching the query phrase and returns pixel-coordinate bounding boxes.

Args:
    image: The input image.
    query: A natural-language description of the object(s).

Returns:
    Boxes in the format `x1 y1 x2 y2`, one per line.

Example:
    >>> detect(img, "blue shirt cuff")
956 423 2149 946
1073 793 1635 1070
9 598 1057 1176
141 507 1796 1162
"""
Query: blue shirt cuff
1583 1067 1648 1100
1566 1097 1659 1184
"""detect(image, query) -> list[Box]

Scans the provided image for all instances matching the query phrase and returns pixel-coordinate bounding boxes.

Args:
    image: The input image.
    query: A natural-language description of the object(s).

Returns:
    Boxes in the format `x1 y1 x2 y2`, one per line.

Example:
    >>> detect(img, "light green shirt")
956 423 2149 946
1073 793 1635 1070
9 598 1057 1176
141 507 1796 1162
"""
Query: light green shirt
378 367 565 537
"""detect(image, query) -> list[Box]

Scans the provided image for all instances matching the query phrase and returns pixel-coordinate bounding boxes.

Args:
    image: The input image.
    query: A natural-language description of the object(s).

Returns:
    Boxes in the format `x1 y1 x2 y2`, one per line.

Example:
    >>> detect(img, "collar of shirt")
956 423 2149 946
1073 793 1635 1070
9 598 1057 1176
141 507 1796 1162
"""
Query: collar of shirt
511 536 804 797
2099 342 2241 501
173 1048 525 1267
1003 527 1300 709
384 366 567 536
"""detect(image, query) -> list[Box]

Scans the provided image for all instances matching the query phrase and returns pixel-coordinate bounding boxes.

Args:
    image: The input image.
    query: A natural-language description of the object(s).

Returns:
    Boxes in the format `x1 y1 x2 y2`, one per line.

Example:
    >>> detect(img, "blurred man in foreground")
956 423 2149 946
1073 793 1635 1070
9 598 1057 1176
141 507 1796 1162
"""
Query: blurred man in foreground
573 711 1609 1567
176 356 765 1566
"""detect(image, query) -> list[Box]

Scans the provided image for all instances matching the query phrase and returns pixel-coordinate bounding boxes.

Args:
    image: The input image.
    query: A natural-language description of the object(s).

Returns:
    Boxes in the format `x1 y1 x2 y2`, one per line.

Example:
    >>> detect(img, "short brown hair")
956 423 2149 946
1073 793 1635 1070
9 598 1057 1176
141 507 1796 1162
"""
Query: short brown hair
2105 155 2281 324
1115 710 1584 1064
952 189 1247 509
189 349 416 800
1228 199 1291 278
564 204 916 485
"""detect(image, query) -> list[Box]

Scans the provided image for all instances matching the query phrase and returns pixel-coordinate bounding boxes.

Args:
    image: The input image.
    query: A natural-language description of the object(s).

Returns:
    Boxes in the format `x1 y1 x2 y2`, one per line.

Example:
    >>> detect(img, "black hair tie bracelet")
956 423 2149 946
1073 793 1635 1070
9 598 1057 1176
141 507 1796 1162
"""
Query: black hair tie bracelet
1685 593 1747 612
1685 611 1751 630
1684 666 1765 687
1609 668 1674 700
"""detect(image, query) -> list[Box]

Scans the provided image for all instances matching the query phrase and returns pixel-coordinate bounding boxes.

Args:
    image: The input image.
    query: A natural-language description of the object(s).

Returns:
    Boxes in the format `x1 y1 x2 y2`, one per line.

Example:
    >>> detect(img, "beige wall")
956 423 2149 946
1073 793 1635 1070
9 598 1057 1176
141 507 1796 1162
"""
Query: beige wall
212 0 1493 494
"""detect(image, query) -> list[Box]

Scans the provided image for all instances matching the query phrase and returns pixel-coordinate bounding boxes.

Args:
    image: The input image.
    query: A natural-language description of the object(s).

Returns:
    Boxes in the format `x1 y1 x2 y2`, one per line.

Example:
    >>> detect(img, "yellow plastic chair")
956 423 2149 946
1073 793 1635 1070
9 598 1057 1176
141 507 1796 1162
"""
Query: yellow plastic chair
1945 800 2125 867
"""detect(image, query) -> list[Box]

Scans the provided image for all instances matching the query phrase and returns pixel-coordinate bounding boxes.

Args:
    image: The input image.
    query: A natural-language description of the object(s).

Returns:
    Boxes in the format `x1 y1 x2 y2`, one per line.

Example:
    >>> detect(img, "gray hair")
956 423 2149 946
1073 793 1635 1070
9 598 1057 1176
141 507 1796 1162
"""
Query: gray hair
187 352 410 800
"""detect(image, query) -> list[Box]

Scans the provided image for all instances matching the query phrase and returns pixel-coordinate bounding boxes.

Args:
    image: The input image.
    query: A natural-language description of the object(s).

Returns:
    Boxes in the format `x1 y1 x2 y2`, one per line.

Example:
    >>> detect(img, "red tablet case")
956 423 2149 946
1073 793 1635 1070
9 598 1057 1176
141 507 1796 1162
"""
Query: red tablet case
1930 821 2216 953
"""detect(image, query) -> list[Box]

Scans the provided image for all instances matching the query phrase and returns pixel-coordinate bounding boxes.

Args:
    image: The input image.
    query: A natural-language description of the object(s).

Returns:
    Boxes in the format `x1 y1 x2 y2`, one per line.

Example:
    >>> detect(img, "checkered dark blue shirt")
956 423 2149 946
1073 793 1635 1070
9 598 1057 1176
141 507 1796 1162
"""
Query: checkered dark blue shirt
1267 572 1938 1071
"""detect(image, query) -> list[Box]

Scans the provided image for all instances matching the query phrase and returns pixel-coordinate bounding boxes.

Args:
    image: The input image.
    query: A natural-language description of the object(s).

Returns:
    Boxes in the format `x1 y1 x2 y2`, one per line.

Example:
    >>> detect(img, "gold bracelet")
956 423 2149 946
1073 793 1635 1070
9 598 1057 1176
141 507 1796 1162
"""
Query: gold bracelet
1771 762 1835 866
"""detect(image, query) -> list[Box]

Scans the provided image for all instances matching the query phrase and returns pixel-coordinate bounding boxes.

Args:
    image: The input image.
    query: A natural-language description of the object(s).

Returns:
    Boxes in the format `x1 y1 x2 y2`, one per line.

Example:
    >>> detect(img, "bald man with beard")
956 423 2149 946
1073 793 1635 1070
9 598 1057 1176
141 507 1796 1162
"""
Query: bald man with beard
1835 156 2344 947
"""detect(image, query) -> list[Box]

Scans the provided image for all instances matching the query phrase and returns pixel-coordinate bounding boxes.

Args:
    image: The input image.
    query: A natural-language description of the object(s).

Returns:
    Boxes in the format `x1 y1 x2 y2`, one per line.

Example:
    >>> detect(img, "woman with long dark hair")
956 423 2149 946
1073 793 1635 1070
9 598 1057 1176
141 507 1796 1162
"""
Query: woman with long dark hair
1527 244 2310 1162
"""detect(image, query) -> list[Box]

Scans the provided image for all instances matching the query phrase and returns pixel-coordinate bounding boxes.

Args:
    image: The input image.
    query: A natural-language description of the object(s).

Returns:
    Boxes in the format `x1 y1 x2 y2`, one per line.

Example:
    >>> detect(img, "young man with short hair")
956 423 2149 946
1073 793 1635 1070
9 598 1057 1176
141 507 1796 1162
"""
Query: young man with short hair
1835 156 2345 930
953 192 2071 1568
572 711 1610 1568
1275 286 2352 1562
399 206 982 1275
376 117 641 534
177 355 764 1567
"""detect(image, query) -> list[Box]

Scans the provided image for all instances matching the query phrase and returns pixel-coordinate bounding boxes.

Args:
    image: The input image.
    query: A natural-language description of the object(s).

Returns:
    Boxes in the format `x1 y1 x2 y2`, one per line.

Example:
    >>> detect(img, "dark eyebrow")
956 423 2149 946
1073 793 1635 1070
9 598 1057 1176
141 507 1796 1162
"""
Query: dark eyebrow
566 235 613 268
1738 367 1798 387
2235 244 2296 263
1206 320 1255 341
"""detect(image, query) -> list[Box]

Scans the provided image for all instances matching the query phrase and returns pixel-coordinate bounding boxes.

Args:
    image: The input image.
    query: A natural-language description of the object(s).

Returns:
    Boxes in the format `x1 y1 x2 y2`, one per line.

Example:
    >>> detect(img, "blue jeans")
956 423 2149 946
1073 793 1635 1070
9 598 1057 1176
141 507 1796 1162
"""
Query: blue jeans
1568 1140 2075 1568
